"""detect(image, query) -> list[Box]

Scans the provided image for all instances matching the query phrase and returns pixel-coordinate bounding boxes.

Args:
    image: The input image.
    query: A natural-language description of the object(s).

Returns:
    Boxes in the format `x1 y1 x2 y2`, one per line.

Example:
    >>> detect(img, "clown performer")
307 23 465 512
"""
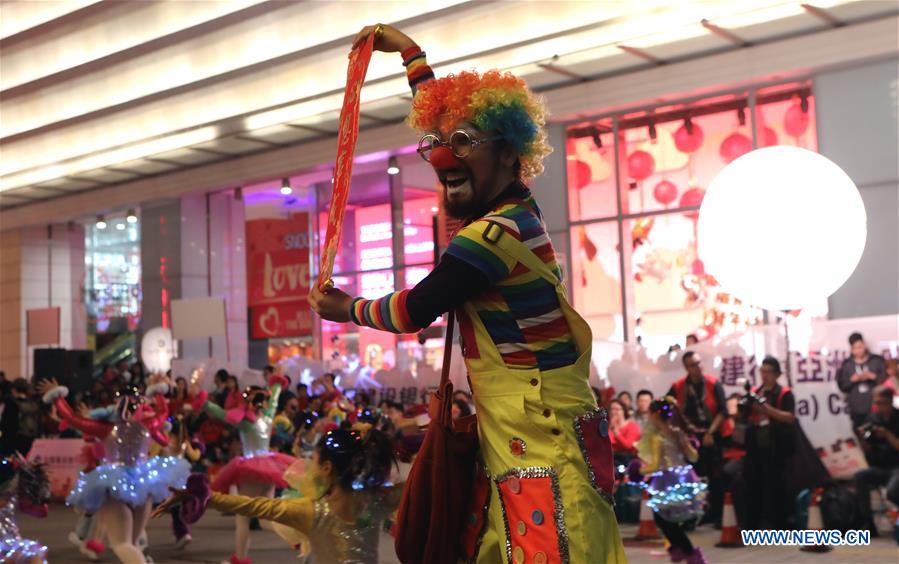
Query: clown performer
634 397 707 564
153 424 400 564
37 376 189 564
308 23 626 563
0 456 50 564
189 371 295 564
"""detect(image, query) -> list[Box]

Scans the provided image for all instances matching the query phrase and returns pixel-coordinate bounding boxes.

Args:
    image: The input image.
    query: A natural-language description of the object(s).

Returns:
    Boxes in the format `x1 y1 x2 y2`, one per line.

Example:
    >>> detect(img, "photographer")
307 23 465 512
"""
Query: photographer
853 385 899 535
740 356 797 529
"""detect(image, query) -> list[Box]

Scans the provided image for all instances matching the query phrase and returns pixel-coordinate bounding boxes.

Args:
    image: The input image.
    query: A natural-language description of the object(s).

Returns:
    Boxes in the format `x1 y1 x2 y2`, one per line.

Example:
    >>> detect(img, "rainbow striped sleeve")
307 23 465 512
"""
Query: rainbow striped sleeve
348 289 421 333
402 45 434 95
444 220 517 284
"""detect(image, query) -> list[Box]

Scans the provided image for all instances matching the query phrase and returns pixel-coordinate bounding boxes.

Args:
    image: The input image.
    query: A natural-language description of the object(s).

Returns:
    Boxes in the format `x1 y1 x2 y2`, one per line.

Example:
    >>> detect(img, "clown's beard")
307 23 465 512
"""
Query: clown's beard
440 166 501 220
443 178 477 219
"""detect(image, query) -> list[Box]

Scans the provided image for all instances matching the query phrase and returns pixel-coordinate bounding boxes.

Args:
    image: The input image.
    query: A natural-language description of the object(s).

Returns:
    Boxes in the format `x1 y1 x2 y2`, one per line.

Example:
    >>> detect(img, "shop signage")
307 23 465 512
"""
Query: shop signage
246 213 312 338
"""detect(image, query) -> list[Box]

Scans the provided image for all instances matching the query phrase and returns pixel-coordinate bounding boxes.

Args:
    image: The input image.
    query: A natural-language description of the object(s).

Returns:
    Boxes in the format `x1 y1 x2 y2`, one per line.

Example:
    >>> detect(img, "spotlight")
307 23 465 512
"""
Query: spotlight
126 209 138 224
96 215 107 230
115 223 126 231
387 156 400 176
800 92 809 113
737 105 746 127
280 178 292 195
648 121 657 141
684 116 694 135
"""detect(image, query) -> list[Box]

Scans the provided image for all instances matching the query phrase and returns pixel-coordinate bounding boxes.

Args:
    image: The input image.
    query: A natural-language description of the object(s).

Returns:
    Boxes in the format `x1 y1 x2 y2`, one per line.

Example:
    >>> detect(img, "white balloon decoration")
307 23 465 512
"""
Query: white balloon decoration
698 146 866 311
141 327 174 374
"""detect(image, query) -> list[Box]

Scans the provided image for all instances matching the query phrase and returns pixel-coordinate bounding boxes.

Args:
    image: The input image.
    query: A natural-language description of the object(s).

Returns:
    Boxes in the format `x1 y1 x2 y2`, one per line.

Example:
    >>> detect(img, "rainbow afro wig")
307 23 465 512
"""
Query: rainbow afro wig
408 70 552 180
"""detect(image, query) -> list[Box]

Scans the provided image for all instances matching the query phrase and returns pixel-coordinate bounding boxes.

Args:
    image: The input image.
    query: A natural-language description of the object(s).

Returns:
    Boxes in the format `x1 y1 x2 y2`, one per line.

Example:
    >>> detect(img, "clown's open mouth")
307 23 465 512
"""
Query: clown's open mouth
440 170 469 190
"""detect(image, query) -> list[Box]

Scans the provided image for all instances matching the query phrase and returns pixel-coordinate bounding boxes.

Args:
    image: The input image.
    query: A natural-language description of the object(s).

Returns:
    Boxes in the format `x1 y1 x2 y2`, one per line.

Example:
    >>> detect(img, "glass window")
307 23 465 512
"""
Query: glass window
570 221 623 342
85 216 141 340
620 93 750 216
624 211 764 358
565 83 819 349
754 85 817 152
567 121 617 222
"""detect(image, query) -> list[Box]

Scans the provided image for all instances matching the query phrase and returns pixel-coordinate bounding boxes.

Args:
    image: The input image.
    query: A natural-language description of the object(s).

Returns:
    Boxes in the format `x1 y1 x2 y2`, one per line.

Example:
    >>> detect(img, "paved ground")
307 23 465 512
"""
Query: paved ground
18 504 898 563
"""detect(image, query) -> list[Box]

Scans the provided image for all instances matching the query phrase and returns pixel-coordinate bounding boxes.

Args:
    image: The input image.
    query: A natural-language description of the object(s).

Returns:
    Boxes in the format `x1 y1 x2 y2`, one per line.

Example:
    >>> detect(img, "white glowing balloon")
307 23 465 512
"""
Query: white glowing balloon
141 327 174 374
698 146 866 311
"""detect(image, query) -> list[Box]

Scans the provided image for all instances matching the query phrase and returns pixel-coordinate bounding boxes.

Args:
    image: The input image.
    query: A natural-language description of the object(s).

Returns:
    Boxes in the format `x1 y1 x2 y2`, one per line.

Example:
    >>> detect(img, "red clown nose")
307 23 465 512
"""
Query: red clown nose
430 146 463 171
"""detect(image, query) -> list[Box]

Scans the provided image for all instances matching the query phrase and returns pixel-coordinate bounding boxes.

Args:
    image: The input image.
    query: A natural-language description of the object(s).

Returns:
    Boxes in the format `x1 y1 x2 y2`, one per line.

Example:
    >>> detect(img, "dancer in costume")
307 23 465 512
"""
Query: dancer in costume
308 23 626 563
148 415 204 550
153 425 399 564
189 372 295 564
0 456 50 564
635 397 707 564
38 377 189 564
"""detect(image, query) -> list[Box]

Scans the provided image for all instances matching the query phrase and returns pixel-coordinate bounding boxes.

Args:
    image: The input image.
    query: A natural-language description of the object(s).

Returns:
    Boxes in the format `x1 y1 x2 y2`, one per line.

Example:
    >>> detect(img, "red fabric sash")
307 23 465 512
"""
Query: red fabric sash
317 34 375 290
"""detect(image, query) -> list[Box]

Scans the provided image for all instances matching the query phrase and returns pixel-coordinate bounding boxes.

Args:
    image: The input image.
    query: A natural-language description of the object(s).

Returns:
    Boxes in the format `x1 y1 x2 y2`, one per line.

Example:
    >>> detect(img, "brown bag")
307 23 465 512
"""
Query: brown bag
394 310 480 564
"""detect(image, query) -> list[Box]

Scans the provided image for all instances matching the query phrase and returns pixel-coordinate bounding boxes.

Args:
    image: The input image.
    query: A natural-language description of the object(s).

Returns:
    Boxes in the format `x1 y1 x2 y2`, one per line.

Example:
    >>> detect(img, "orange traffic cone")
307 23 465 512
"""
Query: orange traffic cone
633 489 661 540
715 491 742 548
801 487 832 553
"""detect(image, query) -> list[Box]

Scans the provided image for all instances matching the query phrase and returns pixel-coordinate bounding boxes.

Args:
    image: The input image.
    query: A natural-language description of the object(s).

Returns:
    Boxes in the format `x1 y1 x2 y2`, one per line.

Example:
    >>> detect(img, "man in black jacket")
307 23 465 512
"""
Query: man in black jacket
837 332 887 428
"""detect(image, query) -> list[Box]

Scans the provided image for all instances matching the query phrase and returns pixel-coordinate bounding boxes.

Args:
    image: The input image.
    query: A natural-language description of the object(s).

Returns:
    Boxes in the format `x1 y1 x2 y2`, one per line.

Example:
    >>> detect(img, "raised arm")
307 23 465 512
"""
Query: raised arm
189 388 226 421
351 24 434 96
265 374 290 420
142 381 172 446
38 379 112 440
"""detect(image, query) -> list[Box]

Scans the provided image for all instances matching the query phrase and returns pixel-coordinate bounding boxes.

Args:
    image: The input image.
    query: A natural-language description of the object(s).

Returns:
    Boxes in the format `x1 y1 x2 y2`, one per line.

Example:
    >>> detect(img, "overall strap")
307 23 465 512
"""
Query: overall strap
480 220 561 288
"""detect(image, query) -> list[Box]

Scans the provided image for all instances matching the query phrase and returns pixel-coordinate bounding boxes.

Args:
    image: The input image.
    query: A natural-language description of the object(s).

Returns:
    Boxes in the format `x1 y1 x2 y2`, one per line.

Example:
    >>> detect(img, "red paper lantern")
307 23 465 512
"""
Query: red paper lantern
652 180 677 206
719 132 752 164
784 103 810 137
628 150 655 180
762 126 779 147
674 122 705 153
691 259 705 276
680 187 705 219
568 159 592 190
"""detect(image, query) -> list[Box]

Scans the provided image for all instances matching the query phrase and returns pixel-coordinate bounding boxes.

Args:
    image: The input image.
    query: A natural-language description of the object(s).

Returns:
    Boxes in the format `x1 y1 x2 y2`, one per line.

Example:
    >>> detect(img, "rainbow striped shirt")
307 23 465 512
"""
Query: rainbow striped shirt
447 189 578 371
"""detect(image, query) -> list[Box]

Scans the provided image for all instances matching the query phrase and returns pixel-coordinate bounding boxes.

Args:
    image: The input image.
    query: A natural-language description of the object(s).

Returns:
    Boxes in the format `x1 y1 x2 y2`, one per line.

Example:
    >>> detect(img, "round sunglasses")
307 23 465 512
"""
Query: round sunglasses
417 130 502 162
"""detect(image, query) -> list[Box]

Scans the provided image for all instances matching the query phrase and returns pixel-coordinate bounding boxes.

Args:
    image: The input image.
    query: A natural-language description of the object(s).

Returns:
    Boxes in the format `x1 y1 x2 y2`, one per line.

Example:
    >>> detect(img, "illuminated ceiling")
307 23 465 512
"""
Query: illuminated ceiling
0 0 895 212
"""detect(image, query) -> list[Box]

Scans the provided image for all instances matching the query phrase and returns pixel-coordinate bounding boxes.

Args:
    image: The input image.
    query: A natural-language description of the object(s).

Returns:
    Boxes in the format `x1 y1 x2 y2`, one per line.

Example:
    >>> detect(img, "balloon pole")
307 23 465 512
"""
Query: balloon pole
782 310 793 387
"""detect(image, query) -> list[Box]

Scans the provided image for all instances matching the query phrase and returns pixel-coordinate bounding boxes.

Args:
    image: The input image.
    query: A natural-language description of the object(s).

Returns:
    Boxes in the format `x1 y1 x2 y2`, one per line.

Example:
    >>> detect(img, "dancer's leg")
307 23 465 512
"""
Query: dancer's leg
98 500 145 564
132 502 152 546
234 481 275 559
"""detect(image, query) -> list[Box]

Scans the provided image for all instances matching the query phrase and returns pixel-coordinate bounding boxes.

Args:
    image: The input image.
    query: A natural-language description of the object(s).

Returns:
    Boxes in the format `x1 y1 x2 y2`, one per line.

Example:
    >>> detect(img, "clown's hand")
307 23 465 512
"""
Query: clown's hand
309 285 353 323
352 24 415 53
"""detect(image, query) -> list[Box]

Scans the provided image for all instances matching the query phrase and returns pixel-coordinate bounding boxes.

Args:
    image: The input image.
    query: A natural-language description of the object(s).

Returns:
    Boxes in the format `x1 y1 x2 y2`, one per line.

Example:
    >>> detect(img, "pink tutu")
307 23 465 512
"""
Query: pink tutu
211 452 296 492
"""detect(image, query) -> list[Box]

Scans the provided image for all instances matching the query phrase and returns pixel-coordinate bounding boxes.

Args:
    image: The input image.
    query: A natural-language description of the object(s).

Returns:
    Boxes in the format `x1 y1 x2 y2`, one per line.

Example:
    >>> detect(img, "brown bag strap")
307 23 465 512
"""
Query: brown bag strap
440 310 455 389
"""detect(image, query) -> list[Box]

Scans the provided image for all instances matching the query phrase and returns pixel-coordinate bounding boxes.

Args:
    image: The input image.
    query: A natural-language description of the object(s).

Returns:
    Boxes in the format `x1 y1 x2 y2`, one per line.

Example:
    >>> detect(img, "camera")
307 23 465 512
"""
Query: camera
858 422 883 441
737 378 766 419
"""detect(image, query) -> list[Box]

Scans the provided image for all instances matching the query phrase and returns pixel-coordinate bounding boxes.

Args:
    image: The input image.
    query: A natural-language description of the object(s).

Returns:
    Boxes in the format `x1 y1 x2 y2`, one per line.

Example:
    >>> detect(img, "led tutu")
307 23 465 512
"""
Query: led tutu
67 456 190 513
210 451 295 492
644 465 707 523
193 375 296 493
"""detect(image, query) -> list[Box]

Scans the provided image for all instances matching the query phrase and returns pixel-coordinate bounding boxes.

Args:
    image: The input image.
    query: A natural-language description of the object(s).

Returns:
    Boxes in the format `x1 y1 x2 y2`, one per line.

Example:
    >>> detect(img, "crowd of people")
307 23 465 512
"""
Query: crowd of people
2 329 896 563
602 332 899 544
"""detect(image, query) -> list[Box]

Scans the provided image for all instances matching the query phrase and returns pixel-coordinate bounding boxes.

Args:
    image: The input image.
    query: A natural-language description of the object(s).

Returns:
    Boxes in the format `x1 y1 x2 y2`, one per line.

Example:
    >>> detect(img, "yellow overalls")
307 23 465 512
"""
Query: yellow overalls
459 221 627 564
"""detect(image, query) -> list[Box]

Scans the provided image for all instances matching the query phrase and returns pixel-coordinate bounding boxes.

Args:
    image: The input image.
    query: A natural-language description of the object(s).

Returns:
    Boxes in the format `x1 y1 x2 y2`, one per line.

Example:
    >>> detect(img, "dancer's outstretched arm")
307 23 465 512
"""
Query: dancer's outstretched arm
38 378 113 439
